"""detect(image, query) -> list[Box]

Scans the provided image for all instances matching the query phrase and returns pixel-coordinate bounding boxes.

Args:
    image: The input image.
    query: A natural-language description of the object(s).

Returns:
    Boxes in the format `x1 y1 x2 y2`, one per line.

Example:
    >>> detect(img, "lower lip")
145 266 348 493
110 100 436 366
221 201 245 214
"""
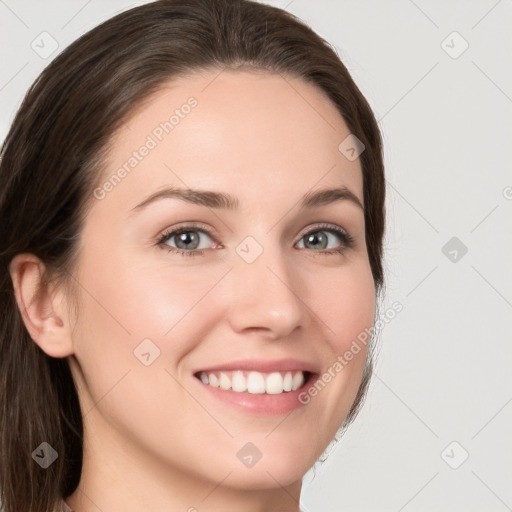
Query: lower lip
193 374 317 415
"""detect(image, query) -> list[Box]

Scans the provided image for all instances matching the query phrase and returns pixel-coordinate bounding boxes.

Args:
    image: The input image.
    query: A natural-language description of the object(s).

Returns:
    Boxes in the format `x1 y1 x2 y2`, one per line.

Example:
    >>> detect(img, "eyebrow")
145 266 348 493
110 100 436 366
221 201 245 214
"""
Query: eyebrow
129 185 364 215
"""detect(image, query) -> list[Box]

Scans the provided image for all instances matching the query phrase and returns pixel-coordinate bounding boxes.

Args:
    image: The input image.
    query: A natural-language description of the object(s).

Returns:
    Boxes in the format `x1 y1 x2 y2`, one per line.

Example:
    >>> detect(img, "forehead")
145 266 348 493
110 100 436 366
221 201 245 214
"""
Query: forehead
96 69 364 215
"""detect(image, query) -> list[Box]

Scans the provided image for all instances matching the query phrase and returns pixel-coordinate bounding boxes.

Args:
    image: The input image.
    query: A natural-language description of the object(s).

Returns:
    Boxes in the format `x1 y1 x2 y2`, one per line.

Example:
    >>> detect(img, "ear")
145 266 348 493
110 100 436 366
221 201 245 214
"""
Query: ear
9 253 75 358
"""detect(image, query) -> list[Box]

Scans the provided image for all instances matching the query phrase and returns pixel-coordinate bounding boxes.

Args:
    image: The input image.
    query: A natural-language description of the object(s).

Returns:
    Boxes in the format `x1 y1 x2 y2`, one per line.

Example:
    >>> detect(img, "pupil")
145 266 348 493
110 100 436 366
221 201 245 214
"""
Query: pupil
307 232 326 249
177 231 198 249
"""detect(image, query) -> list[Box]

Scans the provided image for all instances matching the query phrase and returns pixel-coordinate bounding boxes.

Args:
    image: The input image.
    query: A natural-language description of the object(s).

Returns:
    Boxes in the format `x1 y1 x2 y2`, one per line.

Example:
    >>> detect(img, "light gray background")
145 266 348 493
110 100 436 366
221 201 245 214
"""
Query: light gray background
1 1 511 511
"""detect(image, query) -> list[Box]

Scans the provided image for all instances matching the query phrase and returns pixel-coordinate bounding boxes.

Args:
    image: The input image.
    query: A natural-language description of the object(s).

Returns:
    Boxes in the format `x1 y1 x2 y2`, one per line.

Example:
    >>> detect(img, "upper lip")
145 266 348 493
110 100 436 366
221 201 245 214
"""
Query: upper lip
193 358 319 375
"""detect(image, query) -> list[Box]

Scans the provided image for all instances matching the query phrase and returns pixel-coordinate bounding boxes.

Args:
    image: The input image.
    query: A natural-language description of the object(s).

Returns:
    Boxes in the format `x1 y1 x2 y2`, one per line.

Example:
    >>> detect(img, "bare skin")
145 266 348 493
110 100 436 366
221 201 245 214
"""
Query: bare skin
10 69 375 512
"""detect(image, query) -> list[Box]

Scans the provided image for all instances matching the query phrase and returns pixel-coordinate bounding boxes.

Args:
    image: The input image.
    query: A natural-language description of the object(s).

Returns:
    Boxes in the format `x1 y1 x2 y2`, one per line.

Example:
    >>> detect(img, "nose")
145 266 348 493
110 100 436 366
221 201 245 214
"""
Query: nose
225 241 310 340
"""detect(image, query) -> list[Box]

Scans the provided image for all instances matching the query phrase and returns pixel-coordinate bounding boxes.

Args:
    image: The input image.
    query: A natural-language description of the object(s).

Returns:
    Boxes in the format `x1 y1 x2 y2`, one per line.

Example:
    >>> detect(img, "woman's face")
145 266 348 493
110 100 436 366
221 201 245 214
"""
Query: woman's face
68 69 375 492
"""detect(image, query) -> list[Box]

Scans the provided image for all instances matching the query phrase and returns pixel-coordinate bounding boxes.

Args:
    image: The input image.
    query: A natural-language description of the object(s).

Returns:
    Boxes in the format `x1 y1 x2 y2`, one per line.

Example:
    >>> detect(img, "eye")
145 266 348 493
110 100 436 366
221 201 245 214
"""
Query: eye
156 223 217 257
296 223 355 255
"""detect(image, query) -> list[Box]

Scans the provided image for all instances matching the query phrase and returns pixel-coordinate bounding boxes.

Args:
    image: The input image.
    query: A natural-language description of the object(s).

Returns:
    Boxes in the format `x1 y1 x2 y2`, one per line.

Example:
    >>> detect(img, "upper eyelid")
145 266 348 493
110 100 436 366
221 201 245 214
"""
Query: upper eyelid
297 223 350 238
157 222 217 243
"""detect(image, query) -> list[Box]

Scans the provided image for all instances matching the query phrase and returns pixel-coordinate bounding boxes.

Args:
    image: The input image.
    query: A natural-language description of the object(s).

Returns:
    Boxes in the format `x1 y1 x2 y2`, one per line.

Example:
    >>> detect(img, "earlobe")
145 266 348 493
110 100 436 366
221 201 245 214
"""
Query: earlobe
8 253 75 358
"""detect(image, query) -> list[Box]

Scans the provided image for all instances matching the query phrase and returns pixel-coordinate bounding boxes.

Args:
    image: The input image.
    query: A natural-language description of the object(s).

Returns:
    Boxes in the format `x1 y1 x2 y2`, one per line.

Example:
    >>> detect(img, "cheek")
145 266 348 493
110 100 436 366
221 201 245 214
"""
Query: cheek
69 252 229 440
73 250 228 362
118 261 229 344
317 262 376 351
306 262 375 417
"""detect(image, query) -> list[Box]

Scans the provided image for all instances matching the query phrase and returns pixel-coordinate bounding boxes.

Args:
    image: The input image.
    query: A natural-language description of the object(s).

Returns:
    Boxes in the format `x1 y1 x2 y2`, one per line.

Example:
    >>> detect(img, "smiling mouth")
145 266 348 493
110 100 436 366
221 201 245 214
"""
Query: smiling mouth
194 370 313 395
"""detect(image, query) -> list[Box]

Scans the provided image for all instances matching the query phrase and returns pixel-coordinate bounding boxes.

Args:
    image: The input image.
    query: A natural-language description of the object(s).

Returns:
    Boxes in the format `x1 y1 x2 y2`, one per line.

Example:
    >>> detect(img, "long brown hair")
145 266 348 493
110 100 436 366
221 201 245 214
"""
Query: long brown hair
0 0 385 510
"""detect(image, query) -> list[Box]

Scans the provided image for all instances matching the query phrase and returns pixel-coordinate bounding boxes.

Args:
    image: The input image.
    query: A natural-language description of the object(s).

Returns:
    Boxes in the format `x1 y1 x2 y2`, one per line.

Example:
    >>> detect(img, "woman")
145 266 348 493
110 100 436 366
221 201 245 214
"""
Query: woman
0 0 385 510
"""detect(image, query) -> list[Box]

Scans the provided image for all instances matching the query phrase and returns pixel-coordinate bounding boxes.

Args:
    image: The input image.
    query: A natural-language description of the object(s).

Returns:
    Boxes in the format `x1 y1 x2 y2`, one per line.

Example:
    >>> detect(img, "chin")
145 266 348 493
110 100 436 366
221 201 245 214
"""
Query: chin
225 440 321 490
221 462 308 491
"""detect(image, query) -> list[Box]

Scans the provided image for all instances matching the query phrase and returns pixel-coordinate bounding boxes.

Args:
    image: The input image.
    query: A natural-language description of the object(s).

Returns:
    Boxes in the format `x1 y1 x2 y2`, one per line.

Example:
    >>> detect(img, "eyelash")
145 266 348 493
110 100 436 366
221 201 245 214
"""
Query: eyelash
155 222 355 257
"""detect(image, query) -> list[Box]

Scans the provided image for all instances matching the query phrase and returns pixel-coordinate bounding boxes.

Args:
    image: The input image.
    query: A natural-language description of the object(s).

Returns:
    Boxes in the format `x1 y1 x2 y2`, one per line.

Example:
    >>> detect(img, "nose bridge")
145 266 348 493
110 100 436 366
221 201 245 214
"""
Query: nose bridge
225 233 309 337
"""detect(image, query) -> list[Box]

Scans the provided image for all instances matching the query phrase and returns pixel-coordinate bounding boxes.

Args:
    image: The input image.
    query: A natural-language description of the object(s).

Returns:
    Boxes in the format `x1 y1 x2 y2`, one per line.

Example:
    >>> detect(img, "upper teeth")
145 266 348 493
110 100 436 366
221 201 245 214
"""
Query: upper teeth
198 370 305 394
